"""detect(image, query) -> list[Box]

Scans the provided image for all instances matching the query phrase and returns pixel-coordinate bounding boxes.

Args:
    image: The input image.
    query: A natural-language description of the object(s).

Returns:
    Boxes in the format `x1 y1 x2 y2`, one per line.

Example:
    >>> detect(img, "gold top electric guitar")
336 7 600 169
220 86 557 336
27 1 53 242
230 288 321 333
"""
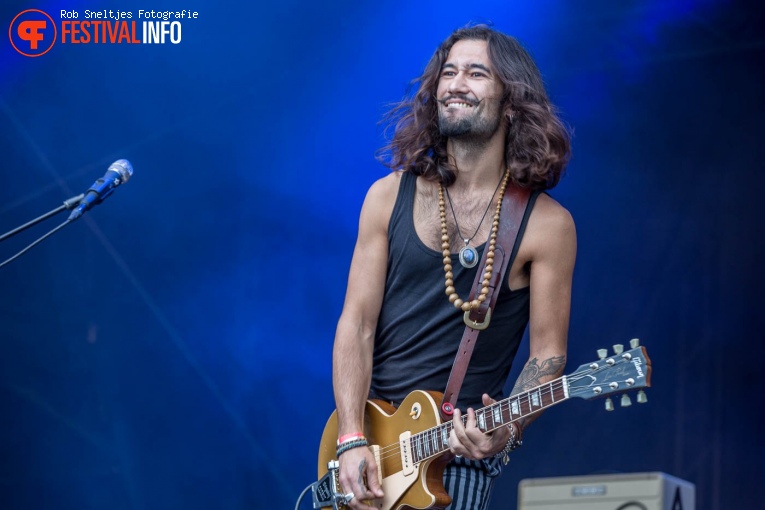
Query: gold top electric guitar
311 341 651 510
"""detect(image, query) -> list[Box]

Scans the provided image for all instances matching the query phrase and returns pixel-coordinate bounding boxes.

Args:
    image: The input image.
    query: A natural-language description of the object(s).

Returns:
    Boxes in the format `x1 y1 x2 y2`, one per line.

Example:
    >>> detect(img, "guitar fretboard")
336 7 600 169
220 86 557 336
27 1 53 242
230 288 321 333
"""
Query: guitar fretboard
409 376 569 464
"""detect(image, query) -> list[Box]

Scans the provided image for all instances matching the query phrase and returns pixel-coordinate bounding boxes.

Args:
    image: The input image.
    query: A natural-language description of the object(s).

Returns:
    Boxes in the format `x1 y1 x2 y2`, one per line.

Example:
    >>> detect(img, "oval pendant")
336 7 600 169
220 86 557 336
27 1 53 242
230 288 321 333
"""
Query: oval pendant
458 245 478 268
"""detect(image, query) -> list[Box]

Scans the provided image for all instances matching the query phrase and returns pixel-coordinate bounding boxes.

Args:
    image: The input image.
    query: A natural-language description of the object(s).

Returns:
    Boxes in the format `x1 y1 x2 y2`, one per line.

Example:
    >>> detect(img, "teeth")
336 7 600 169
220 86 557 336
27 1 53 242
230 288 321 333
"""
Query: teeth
447 103 472 108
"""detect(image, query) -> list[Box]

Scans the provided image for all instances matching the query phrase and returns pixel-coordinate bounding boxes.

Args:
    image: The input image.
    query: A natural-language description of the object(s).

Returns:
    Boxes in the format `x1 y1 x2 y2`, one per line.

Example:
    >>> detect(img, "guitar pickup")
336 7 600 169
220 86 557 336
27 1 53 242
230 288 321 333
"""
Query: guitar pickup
398 431 415 476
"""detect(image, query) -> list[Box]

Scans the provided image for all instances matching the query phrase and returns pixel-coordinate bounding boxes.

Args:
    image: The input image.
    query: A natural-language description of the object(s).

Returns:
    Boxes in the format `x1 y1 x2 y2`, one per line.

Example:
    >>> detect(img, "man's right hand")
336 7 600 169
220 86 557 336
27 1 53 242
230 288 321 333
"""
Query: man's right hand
337 446 384 509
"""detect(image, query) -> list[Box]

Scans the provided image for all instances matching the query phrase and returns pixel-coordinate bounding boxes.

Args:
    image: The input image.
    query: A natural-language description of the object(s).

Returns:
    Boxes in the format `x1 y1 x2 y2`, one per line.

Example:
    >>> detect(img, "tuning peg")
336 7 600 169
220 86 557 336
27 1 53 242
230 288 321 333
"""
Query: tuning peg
637 390 648 404
630 338 640 348
597 349 608 360
605 398 614 411
621 394 632 407
613 344 624 355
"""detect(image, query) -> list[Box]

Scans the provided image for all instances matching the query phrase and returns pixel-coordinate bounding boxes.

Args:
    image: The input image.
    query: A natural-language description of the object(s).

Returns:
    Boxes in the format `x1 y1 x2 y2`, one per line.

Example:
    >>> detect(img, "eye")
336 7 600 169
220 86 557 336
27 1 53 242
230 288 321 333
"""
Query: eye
441 70 456 77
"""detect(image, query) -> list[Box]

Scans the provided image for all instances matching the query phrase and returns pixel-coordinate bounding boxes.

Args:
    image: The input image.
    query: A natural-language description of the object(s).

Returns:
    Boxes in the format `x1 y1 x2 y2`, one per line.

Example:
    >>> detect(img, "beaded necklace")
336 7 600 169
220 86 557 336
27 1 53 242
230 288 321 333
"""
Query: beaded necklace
438 170 509 312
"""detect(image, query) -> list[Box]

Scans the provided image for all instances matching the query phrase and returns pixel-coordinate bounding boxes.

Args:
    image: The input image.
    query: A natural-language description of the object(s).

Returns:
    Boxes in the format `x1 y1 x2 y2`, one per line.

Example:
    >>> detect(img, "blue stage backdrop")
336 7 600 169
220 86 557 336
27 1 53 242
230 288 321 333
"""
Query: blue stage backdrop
1 0 763 508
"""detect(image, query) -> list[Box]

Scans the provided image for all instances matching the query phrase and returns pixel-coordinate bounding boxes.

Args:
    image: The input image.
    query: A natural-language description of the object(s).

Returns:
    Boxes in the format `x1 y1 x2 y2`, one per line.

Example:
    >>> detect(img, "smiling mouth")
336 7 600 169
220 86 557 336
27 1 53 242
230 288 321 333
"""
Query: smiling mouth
437 96 480 109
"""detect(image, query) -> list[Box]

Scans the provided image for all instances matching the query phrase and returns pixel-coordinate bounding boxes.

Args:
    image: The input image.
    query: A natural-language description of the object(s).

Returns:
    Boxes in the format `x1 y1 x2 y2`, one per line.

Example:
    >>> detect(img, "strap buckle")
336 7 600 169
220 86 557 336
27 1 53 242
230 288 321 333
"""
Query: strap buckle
463 308 491 330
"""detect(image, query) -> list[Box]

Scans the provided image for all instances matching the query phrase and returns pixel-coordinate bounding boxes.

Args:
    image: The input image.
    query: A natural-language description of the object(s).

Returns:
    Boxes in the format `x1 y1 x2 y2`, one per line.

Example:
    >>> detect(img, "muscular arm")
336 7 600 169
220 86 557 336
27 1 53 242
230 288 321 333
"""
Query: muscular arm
510 195 577 432
449 195 576 460
332 173 399 507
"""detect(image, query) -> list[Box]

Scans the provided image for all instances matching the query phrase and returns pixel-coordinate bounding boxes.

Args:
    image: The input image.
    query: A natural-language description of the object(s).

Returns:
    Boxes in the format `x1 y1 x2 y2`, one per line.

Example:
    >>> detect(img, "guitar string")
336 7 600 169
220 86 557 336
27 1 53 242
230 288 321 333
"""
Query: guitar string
366 358 638 463
371 381 569 463
371 371 574 456
401 360 636 459
371 386 557 462
371 372 605 463
371 377 581 464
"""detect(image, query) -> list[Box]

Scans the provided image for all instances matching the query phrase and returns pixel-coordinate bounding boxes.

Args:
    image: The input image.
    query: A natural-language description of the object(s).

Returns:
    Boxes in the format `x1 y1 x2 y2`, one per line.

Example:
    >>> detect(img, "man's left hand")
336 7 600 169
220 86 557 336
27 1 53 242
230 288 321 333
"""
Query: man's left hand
448 393 512 460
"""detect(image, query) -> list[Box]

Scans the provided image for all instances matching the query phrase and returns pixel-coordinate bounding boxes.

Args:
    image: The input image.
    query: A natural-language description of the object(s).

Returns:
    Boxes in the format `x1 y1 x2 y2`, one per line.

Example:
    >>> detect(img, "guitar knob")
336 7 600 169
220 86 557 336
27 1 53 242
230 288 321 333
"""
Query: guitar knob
605 398 614 411
621 394 632 407
637 390 648 404
630 338 640 348
613 344 624 355
597 349 608 360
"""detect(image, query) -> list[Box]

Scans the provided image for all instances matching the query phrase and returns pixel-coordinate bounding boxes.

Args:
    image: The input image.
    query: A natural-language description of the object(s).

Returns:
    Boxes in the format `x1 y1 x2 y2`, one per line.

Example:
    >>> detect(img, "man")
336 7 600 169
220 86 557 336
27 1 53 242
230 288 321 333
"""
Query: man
332 25 575 510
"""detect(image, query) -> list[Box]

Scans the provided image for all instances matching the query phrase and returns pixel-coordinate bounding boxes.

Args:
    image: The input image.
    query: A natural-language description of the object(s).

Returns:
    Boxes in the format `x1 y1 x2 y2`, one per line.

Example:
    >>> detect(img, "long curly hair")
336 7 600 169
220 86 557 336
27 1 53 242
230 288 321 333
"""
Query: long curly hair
377 25 571 189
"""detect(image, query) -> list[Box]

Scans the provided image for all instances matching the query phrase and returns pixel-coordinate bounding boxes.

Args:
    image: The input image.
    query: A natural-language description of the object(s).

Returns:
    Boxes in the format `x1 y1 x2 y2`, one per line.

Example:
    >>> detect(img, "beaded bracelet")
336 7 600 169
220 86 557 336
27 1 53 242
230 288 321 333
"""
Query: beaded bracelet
336 438 369 458
494 423 523 465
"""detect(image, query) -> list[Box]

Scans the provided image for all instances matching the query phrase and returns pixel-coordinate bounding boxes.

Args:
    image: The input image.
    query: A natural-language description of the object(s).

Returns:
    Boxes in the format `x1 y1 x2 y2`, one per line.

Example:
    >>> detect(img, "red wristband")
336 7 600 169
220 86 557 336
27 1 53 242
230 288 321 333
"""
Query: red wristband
337 432 365 445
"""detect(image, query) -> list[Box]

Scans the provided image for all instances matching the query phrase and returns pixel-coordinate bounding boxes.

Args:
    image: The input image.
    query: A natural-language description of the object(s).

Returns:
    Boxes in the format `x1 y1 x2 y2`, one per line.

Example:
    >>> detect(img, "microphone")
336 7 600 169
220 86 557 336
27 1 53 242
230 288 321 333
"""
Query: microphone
68 159 133 221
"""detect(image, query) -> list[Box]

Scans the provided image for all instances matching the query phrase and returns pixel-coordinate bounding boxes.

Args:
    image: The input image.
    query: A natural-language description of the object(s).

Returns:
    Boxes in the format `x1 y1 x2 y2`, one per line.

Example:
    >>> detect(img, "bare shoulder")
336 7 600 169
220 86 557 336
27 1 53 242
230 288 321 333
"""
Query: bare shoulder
530 193 575 232
366 171 402 204
359 171 403 233
525 192 576 259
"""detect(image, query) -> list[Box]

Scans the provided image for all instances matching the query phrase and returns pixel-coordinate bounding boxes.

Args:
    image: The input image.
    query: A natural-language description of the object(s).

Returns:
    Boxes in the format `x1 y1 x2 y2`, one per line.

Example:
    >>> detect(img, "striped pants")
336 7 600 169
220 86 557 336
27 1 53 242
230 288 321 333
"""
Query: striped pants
443 456 504 510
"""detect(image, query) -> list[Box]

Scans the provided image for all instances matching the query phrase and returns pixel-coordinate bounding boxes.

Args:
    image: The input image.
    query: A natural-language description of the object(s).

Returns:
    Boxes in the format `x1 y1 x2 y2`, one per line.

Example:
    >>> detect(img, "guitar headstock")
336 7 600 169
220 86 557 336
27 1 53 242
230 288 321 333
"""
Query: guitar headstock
567 339 651 410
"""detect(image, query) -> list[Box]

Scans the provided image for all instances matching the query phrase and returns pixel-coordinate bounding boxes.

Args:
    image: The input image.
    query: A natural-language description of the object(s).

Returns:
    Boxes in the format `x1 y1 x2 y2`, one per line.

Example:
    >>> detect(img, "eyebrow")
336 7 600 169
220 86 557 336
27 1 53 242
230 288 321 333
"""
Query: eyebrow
442 62 493 75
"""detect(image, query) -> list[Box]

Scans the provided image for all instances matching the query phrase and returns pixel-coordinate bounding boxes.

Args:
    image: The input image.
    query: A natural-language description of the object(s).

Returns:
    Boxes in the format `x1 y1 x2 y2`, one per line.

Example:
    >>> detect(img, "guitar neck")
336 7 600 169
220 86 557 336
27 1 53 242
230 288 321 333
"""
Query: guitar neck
409 376 569 463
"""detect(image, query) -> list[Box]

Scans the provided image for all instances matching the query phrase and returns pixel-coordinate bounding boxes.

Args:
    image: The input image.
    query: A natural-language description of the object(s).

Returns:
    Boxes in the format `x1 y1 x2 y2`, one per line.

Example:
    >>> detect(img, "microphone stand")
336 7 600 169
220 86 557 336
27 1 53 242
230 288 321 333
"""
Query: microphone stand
0 194 86 269
0 194 83 243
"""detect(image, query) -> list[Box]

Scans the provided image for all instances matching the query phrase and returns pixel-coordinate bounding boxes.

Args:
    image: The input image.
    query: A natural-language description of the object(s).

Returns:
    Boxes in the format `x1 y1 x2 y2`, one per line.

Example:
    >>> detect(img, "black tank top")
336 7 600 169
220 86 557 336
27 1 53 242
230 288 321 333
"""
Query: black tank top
371 171 540 410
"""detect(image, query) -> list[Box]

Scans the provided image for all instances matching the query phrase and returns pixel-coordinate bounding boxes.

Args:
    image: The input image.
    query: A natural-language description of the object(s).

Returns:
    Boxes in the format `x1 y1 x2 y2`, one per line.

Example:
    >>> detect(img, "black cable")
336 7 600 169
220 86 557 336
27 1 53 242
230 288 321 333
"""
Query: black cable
615 502 648 510
0 219 72 269
294 482 313 510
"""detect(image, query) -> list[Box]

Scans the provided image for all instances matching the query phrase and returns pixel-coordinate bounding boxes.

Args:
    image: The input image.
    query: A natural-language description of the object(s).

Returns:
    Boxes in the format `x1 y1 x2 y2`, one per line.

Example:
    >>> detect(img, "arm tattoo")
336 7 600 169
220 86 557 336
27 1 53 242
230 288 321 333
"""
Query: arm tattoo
357 458 367 487
511 355 567 395
510 355 566 429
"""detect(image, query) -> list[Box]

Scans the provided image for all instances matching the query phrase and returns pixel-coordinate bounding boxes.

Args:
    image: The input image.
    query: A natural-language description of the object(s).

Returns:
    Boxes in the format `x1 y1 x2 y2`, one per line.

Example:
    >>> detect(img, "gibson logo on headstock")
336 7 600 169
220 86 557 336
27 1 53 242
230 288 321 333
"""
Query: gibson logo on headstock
632 357 645 378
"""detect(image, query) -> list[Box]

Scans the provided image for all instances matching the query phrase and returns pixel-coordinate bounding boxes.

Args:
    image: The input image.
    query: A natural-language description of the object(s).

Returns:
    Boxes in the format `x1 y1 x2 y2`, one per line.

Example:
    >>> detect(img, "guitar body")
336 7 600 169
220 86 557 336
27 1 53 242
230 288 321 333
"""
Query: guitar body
318 390 452 510
314 344 651 510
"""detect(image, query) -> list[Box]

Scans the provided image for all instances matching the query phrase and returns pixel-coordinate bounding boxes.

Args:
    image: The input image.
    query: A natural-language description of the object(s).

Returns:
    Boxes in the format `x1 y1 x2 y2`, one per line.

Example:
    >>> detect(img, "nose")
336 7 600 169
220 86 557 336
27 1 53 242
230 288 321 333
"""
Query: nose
447 71 469 95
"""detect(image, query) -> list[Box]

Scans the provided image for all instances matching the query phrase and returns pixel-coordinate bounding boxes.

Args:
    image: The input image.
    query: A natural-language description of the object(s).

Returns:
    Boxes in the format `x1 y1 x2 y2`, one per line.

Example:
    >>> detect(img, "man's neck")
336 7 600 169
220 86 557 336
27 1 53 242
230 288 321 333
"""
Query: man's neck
446 129 507 192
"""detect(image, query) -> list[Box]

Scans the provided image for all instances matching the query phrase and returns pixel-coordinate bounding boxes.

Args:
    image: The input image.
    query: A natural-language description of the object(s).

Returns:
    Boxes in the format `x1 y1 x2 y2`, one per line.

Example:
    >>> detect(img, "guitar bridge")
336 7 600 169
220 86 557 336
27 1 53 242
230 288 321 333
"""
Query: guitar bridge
371 444 383 485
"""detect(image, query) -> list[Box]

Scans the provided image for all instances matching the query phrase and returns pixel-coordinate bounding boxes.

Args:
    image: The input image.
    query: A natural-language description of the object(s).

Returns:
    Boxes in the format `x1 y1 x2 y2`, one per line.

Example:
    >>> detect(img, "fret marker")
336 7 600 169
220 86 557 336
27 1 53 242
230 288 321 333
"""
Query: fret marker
511 401 520 415
478 412 486 431
493 405 501 424
531 390 541 407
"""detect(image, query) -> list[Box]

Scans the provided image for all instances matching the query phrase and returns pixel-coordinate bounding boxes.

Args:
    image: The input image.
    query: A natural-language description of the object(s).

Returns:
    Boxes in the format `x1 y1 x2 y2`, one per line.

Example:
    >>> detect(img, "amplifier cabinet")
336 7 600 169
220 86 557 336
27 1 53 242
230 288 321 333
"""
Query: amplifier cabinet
518 472 695 510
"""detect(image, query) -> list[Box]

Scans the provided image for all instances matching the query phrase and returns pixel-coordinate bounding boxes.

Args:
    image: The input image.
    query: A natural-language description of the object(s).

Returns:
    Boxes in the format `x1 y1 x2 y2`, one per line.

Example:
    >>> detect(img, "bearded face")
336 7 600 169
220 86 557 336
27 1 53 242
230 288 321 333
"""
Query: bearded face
436 39 505 141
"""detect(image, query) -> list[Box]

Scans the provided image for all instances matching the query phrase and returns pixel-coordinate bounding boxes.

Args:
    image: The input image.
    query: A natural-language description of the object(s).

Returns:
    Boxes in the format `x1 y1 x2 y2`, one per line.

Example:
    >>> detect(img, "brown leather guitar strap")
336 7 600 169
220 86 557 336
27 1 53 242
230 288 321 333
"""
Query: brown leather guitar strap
440 183 532 421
